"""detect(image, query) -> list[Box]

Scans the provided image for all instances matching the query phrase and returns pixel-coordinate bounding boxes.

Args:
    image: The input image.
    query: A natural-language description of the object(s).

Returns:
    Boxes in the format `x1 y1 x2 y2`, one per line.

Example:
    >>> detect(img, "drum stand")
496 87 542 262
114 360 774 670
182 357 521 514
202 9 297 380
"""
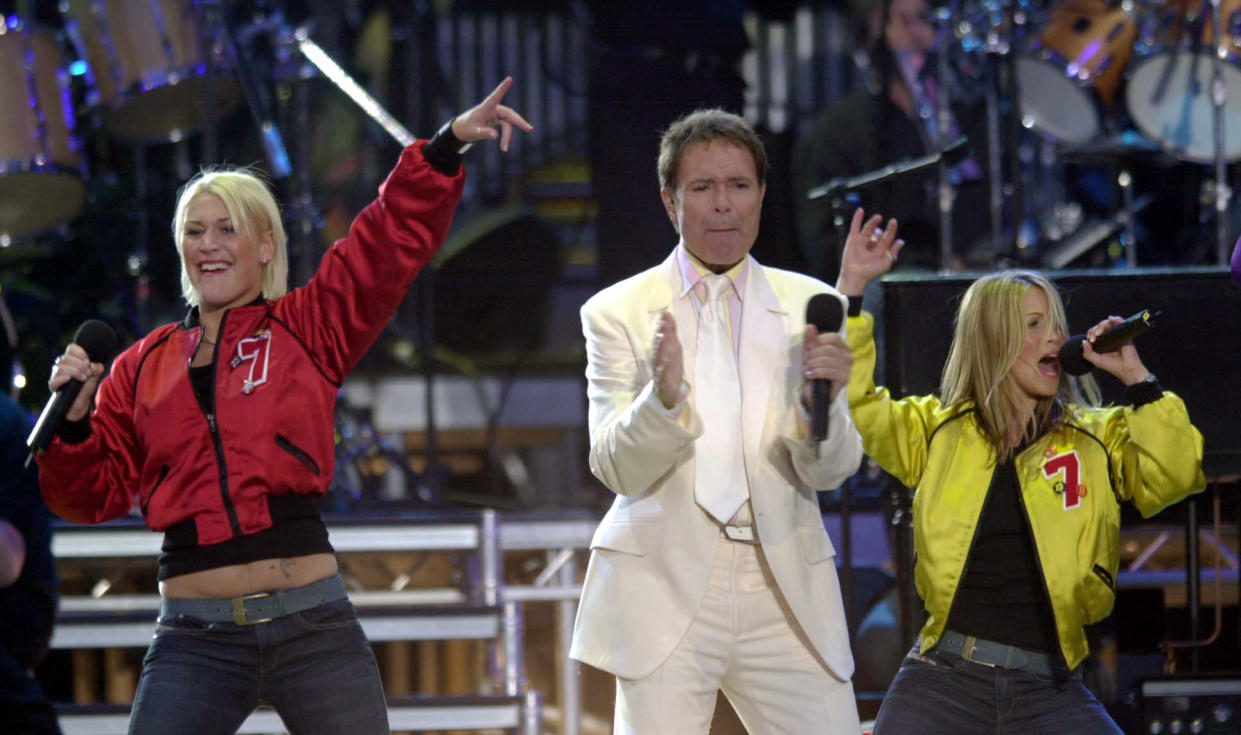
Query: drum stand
934 3 957 271
1207 0 1233 265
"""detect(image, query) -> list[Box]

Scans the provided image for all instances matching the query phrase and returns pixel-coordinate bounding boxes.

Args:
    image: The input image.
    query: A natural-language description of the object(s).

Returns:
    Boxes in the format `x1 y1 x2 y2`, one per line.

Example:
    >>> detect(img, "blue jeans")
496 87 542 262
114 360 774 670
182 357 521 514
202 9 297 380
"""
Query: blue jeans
128 598 388 735
873 647 1122 735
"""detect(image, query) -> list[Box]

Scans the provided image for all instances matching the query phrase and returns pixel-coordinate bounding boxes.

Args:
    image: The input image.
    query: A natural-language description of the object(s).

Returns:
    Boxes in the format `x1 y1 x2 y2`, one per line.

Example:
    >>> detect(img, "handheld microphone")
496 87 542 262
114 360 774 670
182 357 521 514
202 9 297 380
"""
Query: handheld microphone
806 294 845 442
1058 309 1158 376
26 320 119 465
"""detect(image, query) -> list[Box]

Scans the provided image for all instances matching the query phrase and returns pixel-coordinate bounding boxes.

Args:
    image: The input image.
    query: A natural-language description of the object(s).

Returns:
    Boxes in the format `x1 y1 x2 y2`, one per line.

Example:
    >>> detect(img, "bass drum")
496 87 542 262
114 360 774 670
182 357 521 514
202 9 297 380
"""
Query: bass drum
61 0 240 144
1016 0 1138 144
1126 0 1241 162
0 22 86 241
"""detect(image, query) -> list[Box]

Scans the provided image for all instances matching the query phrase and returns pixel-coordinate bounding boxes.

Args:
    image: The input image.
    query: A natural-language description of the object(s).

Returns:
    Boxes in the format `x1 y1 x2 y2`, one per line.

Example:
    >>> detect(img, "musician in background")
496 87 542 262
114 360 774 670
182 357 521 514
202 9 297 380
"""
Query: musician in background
793 0 990 280
0 327 61 735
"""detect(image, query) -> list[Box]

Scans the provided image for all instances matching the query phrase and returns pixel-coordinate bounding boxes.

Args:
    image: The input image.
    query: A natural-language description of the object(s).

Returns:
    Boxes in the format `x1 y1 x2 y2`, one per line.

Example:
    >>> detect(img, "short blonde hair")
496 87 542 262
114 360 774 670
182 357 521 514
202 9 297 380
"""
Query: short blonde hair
940 270 1098 462
172 167 288 308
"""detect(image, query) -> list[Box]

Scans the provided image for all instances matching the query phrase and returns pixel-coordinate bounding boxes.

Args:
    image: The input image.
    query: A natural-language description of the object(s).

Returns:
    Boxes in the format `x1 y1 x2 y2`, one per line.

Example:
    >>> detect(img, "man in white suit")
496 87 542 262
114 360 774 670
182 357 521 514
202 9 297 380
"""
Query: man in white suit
571 109 873 733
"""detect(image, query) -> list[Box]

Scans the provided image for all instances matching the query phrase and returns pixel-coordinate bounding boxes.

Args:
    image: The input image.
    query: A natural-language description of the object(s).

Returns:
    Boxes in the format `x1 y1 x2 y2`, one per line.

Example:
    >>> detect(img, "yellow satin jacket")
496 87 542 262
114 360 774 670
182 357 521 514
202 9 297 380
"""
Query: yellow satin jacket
846 312 1206 670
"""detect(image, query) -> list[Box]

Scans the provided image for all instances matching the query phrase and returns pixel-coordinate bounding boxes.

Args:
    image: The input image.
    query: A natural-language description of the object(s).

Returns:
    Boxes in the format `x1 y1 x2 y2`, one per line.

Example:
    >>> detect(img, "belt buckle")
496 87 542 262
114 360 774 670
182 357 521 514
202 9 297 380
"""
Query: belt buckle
232 592 275 626
960 635 996 668
723 525 755 542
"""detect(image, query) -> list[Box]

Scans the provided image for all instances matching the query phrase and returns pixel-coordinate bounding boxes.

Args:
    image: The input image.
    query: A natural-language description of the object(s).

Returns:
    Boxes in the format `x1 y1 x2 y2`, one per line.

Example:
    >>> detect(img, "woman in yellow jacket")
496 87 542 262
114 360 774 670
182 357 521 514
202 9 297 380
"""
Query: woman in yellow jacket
833 209 1206 734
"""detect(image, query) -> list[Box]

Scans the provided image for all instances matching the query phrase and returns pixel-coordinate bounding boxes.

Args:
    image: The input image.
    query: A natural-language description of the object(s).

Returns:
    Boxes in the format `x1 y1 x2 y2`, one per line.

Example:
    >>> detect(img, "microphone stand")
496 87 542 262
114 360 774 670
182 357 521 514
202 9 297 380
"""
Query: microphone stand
209 2 293 180
1208 0 1232 265
807 138 969 202
809 138 968 283
934 3 957 271
985 45 1004 257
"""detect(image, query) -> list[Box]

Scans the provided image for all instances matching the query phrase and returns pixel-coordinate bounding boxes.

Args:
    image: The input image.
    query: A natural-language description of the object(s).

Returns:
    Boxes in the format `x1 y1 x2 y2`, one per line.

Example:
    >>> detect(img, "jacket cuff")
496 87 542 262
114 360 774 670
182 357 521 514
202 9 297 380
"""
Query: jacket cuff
421 118 471 176
1125 378 1163 408
846 295 864 318
57 416 92 444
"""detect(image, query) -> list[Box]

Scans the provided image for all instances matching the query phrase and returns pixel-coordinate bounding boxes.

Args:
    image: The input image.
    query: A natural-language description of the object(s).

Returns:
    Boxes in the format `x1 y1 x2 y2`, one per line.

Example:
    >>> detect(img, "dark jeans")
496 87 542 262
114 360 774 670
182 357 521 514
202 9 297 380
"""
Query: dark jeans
128 598 388 735
873 647 1123 735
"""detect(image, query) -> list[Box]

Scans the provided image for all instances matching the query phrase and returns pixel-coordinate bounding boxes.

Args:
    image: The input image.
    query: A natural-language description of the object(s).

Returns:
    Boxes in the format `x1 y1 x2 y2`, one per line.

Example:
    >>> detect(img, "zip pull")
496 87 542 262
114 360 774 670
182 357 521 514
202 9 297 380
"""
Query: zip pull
207 413 217 433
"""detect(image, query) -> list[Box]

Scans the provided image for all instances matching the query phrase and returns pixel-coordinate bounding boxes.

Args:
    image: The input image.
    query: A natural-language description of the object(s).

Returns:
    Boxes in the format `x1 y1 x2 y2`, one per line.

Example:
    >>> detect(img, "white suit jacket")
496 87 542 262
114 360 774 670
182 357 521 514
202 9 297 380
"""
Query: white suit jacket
569 250 864 681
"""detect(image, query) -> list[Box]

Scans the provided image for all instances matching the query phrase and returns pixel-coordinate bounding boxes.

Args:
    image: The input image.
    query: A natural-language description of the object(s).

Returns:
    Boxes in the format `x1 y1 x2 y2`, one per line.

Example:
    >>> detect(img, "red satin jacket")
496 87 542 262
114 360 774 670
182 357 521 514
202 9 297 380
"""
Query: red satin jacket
38 143 463 545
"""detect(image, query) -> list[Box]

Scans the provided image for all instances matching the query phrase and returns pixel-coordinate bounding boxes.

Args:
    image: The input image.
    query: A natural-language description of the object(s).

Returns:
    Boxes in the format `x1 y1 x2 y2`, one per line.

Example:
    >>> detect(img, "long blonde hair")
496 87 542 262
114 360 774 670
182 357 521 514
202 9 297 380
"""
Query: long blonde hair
172 167 289 308
939 270 1098 462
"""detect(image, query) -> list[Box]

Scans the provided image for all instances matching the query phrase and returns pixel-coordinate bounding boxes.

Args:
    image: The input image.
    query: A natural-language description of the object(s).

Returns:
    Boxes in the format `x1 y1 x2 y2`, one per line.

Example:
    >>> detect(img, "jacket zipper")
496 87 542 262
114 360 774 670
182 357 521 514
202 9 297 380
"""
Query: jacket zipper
1014 461 1065 659
197 317 242 537
946 465 994 628
945 460 1062 651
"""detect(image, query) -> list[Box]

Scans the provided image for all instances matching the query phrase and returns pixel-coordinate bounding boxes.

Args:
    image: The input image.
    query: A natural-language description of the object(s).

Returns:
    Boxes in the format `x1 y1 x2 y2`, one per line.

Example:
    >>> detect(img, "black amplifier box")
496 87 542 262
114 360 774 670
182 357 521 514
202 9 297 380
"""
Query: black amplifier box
1142 676 1241 734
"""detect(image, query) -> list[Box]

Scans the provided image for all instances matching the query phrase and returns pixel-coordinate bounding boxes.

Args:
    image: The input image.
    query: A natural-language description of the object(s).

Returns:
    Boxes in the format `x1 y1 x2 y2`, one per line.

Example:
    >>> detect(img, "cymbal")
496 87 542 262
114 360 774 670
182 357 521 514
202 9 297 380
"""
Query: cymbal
1061 129 1164 159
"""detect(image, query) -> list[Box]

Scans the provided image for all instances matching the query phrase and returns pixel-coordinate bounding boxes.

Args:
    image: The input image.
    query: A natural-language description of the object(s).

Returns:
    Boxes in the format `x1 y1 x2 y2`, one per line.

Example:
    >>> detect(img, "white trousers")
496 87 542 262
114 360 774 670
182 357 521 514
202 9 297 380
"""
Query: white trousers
614 536 860 735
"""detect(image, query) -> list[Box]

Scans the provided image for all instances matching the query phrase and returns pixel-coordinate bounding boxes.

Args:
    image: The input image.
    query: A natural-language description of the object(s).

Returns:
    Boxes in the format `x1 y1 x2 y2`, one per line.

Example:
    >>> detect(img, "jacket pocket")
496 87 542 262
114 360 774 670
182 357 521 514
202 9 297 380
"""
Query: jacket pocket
275 434 321 476
798 526 837 565
1082 561 1118 622
1092 564 1115 591
140 464 172 517
590 520 655 557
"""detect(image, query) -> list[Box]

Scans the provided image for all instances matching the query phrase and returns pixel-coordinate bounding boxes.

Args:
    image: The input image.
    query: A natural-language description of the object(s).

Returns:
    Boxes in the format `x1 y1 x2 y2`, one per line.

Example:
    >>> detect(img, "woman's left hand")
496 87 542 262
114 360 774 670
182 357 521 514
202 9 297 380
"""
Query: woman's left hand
1079 316 1150 386
450 77 533 151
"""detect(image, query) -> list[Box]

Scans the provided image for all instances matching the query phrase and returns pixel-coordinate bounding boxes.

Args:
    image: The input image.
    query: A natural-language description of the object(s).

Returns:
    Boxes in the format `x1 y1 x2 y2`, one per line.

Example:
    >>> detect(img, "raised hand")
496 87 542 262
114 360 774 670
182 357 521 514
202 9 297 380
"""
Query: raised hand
835 208 902 297
450 77 534 151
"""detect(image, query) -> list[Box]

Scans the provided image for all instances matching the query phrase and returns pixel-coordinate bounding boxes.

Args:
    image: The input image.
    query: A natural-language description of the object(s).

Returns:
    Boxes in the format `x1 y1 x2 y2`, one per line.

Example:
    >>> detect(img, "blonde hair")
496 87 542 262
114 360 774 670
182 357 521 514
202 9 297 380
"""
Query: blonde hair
939 270 1098 463
172 167 288 308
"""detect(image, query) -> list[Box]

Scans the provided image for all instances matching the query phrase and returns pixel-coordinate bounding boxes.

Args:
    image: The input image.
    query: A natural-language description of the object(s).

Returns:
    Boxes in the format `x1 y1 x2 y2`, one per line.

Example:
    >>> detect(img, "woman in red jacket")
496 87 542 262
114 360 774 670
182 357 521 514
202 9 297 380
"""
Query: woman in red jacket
40 80 529 735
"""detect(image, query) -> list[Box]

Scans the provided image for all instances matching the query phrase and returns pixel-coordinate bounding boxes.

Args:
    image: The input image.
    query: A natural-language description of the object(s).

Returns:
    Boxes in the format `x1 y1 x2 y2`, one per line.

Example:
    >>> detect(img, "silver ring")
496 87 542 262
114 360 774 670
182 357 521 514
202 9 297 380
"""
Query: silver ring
884 252 897 263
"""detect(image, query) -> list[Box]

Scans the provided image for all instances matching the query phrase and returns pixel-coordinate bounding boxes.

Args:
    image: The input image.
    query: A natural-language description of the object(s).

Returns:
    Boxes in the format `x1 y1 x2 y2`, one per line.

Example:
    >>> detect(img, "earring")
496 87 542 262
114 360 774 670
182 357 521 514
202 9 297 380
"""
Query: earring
260 257 270 265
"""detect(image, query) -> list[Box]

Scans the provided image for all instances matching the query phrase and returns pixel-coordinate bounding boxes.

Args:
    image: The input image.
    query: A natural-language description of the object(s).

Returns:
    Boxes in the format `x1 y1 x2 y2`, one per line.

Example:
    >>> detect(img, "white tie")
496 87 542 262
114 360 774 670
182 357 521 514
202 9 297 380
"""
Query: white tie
693 275 748 523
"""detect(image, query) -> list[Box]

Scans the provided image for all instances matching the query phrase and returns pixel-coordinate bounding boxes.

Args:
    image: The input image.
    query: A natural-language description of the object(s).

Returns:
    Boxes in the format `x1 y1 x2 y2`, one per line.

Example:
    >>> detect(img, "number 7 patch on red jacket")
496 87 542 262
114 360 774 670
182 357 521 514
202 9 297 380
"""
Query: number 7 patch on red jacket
1042 449 1084 510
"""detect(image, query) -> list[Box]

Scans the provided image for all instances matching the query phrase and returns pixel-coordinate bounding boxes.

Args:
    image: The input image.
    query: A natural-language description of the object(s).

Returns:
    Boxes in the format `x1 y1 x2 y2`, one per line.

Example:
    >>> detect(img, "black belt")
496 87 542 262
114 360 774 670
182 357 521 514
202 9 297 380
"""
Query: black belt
935 630 1057 677
159 574 348 626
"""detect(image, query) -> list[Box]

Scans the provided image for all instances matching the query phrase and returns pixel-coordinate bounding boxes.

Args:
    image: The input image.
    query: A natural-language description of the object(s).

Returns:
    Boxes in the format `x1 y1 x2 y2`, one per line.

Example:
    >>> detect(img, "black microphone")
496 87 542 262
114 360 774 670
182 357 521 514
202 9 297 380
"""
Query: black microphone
806 294 845 442
26 320 119 464
1058 309 1158 376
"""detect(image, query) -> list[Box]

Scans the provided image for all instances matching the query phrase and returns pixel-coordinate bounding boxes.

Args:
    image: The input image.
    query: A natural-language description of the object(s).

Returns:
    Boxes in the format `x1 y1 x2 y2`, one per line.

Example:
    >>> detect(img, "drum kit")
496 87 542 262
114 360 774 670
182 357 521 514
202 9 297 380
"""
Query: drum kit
1013 0 1241 161
918 0 1241 266
0 1 244 246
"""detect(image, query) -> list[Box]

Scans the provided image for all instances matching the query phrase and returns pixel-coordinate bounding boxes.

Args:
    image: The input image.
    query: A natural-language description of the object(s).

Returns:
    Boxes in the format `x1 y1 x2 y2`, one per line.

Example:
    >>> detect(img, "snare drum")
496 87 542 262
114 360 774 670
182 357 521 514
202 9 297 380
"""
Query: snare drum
1016 0 1138 144
1126 0 1241 161
61 0 239 143
0 23 86 240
